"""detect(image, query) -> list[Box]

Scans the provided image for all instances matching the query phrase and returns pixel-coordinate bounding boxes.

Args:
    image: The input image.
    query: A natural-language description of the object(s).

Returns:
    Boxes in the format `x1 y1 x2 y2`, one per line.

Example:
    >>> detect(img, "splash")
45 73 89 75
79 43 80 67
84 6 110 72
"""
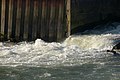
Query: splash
0 22 120 67
64 34 120 50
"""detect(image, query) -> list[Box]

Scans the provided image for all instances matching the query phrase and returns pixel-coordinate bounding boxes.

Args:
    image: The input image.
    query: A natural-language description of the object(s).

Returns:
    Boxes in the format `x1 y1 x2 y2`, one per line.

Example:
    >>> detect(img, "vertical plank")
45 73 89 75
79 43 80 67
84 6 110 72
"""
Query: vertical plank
1 0 5 40
44 0 48 41
36 0 42 38
61 0 66 39
48 0 52 41
66 0 71 37
54 0 59 41
24 0 30 40
19 0 26 41
56 0 61 41
15 0 22 41
32 0 38 40
49 0 55 41
47 0 51 41
8 0 13 40
41 0 47 40
28 0 34 41
0 0 2 40
4 0 9 40
52 0 56 41
45 0 50 41
57 0 64 41
11 0 17 41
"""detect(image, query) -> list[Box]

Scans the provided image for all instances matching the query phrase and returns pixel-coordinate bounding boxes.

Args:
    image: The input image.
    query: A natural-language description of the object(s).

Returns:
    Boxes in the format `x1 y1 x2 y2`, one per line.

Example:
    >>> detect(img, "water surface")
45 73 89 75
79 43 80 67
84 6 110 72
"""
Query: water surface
0 22 120 80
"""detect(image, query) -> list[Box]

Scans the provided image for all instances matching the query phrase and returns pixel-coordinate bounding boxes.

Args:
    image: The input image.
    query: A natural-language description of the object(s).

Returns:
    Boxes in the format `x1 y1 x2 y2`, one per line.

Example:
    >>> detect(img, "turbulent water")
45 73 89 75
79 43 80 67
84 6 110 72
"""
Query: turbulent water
0 22 120 80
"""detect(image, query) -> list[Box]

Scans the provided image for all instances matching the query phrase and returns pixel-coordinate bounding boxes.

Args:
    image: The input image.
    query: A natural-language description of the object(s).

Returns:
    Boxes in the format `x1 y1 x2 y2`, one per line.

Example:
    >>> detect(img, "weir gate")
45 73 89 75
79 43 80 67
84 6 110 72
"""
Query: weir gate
0 0 120 42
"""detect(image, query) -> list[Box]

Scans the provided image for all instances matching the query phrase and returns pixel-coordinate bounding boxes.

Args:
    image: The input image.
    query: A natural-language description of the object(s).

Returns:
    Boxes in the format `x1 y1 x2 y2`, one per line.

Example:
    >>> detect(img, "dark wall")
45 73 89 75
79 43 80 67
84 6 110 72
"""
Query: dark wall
71 0 120 33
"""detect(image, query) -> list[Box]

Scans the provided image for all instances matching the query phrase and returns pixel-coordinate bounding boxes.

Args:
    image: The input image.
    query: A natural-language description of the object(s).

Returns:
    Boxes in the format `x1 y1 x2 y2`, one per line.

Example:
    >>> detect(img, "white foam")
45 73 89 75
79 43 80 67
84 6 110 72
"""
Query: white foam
0 22 120 67
64 34 115 50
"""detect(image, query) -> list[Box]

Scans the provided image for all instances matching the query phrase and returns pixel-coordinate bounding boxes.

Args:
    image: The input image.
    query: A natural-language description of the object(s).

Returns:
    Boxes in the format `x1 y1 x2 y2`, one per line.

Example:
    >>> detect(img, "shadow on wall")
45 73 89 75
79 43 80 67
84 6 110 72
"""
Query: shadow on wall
71 17 120 35
71 0 120 34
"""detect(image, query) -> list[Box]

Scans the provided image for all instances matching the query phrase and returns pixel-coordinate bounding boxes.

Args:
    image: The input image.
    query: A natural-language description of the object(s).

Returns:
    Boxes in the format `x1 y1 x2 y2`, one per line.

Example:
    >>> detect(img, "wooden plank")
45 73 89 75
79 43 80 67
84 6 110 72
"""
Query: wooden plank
48 0 56 41
46 0 52 41
11 0 17 41
66 0 71 37
45 0 50 41
54 0 58 41
57 0 64 41
36 0 42 38
8 0 13 40
32 0 38 40
62 0 66 39
0 0 1 40
15 0 22 41
48 0 53 41
19 0 26 41
61 0 66 40
28 0 34 41
54 0 59 41
41 0 47 40
24 0 30 40
51 0 57 41
4 0 9 40
1 0 5 40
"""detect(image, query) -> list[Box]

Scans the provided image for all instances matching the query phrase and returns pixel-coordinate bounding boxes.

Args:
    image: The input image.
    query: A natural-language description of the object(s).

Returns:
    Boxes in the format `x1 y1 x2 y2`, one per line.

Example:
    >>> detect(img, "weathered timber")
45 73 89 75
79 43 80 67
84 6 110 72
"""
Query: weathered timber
0 0 66 42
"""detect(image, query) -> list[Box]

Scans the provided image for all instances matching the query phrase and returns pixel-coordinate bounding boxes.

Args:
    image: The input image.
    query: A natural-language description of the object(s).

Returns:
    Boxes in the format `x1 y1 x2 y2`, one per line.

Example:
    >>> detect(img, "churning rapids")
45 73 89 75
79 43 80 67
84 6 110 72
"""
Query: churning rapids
0 22 120 80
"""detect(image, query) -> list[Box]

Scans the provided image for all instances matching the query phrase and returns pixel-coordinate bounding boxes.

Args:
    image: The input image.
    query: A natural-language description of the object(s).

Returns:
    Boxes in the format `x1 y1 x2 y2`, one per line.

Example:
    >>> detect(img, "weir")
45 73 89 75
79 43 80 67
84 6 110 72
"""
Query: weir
0 0 120 42
0 0 67 42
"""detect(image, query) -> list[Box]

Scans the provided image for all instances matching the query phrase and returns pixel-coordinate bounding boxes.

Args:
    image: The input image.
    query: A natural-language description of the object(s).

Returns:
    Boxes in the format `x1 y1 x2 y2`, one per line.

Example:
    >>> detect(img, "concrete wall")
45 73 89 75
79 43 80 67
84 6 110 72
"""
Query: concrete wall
71 0 120 33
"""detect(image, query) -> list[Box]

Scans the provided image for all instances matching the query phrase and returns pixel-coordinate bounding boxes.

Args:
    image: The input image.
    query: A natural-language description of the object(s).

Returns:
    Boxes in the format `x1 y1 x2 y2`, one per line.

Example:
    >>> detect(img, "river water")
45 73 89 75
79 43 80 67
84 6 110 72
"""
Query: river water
0 22 120 80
